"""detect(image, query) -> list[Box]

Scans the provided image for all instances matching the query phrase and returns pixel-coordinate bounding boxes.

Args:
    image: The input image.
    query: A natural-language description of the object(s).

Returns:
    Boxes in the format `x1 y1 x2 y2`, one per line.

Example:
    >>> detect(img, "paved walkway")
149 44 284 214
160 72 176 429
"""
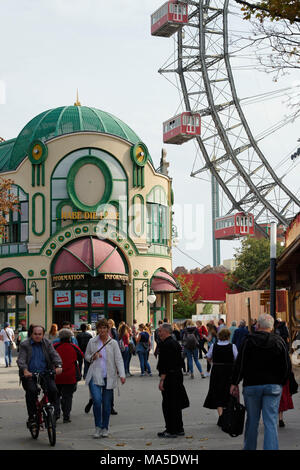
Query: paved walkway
0 353 299 451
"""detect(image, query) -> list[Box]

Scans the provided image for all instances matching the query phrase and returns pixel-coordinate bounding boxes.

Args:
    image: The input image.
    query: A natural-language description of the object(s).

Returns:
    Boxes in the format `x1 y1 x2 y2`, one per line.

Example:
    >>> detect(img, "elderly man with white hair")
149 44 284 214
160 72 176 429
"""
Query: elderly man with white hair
230 313 291 450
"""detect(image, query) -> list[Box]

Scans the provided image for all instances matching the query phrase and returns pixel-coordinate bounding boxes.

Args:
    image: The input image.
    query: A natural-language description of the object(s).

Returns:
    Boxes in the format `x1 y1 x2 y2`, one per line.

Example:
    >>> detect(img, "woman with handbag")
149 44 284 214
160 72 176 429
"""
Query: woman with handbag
0 322 15 367
85 318 126 438
203 328 238 426
53 328 84 423
136 324 152 377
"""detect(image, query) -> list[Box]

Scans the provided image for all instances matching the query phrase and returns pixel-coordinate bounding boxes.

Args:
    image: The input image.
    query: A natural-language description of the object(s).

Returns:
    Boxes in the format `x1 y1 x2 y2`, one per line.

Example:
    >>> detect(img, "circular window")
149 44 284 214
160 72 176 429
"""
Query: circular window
67 156 112 212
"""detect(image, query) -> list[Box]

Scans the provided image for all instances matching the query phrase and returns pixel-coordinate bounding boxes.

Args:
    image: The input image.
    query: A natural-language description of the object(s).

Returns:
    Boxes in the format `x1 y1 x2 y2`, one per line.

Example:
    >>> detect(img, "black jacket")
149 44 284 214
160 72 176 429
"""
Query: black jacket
231 331 291 387
76 331 92 353
157 336 182 376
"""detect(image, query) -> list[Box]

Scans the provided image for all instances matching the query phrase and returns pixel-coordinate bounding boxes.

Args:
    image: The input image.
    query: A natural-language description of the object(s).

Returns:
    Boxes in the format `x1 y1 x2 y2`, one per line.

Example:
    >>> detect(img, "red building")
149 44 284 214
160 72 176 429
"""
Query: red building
175 272 234 303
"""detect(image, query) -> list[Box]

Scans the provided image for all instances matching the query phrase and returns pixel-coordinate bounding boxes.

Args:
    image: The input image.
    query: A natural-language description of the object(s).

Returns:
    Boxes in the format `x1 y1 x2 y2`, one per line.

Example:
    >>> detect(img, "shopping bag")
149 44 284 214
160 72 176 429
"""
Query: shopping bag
221 395 246 437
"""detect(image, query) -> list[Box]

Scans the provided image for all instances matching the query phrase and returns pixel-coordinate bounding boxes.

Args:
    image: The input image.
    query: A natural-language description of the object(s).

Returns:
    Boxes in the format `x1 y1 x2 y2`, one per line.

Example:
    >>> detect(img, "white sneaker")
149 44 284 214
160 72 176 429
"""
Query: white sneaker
93 427 102 438
101 428 109 437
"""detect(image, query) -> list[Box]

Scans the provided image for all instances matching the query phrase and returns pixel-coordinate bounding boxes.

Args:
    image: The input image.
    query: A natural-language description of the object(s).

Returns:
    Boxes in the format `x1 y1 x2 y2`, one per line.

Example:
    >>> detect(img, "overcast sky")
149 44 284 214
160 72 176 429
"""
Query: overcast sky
0 0 299 271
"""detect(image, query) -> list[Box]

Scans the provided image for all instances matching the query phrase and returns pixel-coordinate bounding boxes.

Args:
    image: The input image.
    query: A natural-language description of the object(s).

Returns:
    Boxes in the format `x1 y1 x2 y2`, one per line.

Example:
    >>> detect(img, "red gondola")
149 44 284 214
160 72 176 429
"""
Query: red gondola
214 212 254 240
151 1 188 38
163 112 201 144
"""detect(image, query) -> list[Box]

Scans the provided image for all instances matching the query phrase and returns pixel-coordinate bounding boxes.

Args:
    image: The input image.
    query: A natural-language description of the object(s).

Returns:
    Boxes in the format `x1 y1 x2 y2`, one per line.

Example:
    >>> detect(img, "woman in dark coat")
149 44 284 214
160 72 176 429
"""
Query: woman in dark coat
203 328 238 425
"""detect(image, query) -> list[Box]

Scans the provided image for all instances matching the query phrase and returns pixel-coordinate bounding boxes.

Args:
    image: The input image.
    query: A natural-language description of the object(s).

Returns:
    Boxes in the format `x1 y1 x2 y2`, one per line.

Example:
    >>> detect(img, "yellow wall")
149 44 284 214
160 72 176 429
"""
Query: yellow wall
0 132 174 330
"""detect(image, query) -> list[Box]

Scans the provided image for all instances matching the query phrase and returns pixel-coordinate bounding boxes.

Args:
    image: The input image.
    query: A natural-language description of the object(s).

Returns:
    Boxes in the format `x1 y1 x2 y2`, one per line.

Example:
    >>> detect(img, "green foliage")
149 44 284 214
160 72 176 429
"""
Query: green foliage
235 0 300 23
202 303 213 315
224 236 285 291
173 275 198 319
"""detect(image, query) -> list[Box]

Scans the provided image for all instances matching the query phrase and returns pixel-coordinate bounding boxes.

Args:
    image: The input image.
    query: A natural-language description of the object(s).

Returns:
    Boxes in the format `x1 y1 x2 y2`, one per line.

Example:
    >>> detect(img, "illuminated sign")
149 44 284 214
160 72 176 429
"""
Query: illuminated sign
52 274 86 282
60 211 119 221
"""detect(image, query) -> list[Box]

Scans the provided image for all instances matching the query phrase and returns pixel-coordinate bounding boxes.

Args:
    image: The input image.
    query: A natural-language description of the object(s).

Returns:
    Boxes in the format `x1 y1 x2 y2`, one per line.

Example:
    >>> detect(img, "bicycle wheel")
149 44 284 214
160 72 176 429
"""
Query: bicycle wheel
45 406 56 447
28 415 39 440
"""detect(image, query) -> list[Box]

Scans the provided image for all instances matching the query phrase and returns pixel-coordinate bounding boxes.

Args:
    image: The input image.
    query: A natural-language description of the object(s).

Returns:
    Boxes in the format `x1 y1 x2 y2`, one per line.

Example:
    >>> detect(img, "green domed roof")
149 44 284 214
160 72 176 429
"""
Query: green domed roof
1 105 151 171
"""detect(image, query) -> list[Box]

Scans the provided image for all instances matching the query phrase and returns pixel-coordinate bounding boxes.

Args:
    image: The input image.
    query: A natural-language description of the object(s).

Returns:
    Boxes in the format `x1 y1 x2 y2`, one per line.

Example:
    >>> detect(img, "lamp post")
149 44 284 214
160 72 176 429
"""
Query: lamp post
270 222 277 320
25 281 39 306
139 281 156 305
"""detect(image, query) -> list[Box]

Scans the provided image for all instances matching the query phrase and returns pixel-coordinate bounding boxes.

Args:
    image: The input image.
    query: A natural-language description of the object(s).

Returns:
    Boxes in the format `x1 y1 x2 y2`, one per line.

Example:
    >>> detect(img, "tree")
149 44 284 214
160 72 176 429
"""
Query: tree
0 176 19 239
234 0 300 23
173 274 199 319
234 0 300 86
224 236 285 291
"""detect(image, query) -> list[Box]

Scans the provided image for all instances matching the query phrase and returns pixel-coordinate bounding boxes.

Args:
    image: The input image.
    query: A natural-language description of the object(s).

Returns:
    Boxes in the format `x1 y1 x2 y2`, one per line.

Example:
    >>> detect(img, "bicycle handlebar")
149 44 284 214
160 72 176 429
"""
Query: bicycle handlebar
32 370 56 380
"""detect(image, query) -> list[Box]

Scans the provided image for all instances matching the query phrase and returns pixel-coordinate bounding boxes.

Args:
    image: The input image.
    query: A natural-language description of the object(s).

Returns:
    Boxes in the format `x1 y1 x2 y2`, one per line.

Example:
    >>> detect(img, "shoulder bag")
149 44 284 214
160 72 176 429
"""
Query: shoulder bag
6 329 17 350
289 370 298 395
221 395 246 437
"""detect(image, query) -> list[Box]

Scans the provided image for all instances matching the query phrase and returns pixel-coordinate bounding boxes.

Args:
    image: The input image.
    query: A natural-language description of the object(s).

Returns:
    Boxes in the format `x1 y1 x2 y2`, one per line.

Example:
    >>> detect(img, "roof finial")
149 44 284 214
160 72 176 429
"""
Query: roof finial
74 89 81 106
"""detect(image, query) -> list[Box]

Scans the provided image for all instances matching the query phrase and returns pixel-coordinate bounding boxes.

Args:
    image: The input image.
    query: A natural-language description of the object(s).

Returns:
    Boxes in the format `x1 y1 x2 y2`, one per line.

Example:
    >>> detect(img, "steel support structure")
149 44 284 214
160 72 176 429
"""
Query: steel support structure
158 0 300 238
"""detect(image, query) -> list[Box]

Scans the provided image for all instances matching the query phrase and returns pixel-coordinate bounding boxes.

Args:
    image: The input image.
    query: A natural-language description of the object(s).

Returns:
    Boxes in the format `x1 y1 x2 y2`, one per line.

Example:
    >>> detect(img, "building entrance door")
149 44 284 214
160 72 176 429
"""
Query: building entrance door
107 308 124 328
53 310 72 329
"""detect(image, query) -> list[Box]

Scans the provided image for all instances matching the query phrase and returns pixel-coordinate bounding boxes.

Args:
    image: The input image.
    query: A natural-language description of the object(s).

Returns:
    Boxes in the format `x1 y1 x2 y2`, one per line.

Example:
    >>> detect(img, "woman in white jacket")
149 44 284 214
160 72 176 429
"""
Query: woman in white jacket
85 318 126 438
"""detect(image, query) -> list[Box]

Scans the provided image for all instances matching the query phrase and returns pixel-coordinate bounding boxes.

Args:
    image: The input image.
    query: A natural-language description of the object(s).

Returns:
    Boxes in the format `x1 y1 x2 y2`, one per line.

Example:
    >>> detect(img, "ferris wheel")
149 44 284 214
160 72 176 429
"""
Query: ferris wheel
151 0 300 264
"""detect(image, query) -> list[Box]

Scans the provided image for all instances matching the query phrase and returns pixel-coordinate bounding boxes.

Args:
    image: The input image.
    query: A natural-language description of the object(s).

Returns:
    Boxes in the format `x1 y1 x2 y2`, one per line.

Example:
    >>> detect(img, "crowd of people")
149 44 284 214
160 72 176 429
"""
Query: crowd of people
0 313 297 449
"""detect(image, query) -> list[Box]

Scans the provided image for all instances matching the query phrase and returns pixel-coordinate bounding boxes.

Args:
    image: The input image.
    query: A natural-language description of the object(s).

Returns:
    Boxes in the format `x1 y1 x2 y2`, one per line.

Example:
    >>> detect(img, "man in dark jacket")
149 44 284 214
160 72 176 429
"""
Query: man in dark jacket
157 323 189 438
230 314 291 450
17 325 62 427
76 323 92 379
232 319 249 351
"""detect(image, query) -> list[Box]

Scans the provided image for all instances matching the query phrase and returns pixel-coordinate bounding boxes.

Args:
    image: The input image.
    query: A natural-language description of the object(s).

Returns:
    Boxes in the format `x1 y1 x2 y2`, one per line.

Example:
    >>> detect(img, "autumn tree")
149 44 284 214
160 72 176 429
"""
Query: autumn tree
234 0 300 23
234 0 300 86
173 274 199 319
0 176 19 239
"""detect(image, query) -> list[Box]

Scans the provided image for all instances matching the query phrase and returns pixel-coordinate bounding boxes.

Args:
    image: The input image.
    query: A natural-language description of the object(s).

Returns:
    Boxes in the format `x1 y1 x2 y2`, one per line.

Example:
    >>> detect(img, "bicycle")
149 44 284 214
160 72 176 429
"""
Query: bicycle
27 370 57 447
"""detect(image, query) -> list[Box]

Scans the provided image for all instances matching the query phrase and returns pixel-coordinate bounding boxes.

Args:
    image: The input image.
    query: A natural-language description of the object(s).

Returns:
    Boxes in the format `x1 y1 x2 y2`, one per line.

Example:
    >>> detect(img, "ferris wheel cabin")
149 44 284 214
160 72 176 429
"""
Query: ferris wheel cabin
214 213 254 240
163 112 201 144
151 1 188 37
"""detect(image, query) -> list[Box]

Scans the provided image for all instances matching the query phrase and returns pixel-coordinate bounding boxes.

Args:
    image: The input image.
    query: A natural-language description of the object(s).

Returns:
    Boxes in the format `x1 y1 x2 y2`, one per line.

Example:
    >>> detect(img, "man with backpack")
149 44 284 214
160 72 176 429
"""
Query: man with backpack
181 320 206 379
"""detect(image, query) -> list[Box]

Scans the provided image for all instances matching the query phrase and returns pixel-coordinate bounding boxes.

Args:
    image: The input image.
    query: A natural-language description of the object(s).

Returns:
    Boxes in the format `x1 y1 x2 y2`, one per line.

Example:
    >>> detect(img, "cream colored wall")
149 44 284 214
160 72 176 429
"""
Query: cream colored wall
1 132 173 329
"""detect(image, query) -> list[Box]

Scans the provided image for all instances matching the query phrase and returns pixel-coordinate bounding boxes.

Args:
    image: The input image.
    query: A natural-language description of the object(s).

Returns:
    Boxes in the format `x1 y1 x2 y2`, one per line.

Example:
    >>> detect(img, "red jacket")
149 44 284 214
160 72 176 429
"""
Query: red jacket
197 325 208 340
54 342 84 384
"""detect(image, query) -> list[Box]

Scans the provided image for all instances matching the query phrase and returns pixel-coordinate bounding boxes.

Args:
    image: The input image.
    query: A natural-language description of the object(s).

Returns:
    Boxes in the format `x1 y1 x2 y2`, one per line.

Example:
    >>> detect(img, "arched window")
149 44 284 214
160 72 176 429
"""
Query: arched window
0 185 28 255
146 186 169 246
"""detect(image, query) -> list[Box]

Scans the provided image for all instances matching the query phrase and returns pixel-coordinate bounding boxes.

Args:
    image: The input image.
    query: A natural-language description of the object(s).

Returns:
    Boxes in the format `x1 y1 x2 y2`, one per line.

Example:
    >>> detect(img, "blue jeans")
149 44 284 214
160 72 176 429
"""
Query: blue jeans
243 384 282 450
4 342 12 367
89 378 113 430
185 348 203 374
122 347 130 374
137 350 151 375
